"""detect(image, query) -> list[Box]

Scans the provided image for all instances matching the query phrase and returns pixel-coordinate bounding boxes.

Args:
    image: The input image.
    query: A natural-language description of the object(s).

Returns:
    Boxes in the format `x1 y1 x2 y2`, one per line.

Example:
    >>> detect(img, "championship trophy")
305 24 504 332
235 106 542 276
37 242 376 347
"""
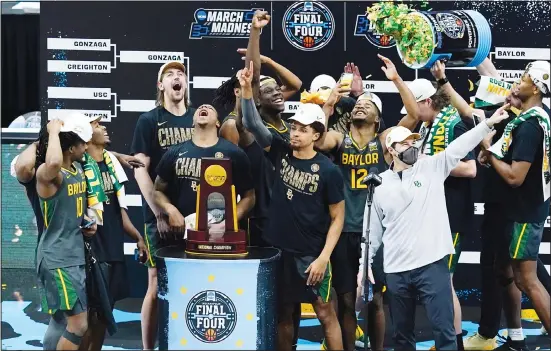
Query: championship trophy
185 157 248 256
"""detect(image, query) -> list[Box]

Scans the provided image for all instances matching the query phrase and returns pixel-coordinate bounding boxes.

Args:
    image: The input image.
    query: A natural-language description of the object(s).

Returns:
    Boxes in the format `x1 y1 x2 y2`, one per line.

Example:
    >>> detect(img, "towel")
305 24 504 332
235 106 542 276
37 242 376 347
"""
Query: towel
81 150 128 225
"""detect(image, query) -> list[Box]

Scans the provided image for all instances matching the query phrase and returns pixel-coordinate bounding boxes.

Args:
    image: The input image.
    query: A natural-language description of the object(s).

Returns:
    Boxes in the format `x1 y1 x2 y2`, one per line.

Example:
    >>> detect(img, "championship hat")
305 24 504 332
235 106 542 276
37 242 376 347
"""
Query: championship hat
400 79 437 114
385 126 421 149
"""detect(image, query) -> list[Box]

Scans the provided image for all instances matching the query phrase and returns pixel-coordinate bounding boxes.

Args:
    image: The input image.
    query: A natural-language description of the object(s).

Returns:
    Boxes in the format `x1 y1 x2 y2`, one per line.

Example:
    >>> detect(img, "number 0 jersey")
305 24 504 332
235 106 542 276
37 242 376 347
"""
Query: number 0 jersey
37 163 87 271
334 133 388 232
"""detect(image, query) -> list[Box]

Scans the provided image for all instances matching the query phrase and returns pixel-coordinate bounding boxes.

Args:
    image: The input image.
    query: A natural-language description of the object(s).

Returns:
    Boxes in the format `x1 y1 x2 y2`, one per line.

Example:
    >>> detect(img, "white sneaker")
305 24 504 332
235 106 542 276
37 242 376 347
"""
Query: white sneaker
463 332 497 351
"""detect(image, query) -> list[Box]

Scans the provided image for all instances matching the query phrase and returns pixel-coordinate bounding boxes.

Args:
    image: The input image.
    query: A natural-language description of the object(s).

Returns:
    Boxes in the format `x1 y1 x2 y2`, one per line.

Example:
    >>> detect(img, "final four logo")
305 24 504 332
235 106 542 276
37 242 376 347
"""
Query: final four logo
436 13 466 39
190 8 263 39
186 290 237 343
282 1 335 51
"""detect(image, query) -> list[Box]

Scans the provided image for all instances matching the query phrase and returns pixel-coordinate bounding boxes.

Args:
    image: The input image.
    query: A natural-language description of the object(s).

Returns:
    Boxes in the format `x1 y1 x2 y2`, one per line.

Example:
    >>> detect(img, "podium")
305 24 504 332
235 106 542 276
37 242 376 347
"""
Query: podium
156 245 281 350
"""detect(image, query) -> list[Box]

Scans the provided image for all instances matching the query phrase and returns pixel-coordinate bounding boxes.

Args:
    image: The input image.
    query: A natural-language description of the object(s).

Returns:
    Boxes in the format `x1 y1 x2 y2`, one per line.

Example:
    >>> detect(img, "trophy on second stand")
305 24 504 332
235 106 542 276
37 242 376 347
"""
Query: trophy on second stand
185 157 248 257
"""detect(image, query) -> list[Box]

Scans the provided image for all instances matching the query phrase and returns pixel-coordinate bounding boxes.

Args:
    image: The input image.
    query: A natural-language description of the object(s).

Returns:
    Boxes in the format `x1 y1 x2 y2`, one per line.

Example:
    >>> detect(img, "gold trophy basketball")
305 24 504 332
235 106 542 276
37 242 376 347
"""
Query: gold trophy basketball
185 157 248 256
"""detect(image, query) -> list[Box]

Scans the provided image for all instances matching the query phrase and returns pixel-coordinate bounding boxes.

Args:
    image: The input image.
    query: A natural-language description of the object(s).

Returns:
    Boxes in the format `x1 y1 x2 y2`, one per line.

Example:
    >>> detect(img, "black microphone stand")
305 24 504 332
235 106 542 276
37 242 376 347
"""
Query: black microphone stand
361 171 381 351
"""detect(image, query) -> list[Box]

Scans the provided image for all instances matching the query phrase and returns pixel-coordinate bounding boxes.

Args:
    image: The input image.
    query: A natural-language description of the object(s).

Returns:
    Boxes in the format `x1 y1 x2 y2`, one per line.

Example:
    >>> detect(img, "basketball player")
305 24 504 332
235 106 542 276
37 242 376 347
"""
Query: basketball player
480 61 551 341
35 116 96 350
212 11 273 248
153 104 255 237
316 54 422 350
82 119 148 351
240 63 345 350
12 117 142 350
130 60 195 349
216 48 301 144
436 59 551 349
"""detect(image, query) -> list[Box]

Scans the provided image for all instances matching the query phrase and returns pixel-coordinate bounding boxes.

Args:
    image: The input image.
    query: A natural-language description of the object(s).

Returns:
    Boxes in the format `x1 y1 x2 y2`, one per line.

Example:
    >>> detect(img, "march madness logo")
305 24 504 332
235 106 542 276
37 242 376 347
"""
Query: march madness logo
186 290 237 343
354 15 396 48
190 8 263 39
282 1 335 51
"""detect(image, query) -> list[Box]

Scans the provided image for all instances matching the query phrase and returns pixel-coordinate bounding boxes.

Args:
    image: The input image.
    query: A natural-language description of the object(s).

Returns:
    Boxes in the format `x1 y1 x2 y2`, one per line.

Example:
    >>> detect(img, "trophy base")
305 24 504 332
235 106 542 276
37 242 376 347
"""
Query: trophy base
185 229 248 257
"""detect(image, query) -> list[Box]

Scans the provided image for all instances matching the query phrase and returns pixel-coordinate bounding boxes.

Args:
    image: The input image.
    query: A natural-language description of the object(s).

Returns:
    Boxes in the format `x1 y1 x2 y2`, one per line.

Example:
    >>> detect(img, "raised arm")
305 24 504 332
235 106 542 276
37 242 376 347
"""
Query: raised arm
245 11 270 99
36 120 64 182
14 141 38 183
434 105 510 176
378 54 421 128
239 62 273 148
239 49 303 101
430 60 485 120
476 57 500 78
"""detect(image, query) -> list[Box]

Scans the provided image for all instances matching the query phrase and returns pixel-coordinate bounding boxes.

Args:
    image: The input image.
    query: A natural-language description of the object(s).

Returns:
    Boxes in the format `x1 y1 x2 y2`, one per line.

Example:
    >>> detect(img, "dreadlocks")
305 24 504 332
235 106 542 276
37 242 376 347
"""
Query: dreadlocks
212 73 240 111
35 127 85 168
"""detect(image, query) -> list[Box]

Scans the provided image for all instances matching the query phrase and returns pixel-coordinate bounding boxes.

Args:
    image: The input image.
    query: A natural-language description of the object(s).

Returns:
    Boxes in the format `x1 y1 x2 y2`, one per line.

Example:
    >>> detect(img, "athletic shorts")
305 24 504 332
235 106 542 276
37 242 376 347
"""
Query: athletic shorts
371 245 385 293
278 250 333 304
37 263 87 316
331 232 361 295
506 221 544 260
446 232 462 274
143 219 183 268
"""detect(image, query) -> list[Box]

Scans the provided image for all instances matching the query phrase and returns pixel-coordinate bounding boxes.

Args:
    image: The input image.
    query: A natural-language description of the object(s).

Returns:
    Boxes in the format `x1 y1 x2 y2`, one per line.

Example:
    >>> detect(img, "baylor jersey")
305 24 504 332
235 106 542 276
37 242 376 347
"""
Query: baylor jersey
37 163 87 272
335 133 388 232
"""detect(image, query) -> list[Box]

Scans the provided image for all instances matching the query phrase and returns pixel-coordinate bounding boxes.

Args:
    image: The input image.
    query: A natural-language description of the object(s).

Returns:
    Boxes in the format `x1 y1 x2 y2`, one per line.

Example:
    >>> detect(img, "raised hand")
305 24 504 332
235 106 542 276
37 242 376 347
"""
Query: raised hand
252 10 271 29
344 62 364 96
430 60 446 80
237 61 254 89
486 103 511 128
325 83 351 107
47 119 64 134
236 48 269 64
378 54 399 82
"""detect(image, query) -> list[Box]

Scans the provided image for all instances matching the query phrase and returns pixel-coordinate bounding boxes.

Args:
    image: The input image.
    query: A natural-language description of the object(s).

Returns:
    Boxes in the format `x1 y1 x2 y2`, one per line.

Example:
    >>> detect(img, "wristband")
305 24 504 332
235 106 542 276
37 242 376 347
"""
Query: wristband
437 77 449 86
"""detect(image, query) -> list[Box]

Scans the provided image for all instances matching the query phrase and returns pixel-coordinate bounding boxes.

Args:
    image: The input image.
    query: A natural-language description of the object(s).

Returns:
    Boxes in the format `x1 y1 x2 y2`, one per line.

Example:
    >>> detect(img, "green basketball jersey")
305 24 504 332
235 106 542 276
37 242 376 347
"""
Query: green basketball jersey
334 133 388 232
37 162 87 271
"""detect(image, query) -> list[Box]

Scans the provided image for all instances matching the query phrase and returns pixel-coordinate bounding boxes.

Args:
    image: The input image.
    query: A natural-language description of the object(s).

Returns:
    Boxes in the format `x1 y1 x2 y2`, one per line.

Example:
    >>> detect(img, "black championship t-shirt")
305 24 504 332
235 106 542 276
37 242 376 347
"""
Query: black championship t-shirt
264 137 345 256
501 116 550 223
156 138 254 219
444 122 475 234
483 104 551 218
130 106 196 223
243 141 271 219
20 176 45 241
91 161 125 262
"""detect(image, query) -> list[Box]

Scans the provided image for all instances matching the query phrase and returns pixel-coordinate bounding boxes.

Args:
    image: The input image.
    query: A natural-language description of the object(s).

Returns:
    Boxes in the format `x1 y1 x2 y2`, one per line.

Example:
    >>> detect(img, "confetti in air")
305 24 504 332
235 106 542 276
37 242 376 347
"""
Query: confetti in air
454 1 551 32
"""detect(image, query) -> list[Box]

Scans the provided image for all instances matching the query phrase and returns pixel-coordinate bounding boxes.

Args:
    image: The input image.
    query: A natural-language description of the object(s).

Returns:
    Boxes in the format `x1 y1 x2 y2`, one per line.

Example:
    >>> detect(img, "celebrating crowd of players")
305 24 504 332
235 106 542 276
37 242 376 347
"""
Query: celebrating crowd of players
11 9 551 351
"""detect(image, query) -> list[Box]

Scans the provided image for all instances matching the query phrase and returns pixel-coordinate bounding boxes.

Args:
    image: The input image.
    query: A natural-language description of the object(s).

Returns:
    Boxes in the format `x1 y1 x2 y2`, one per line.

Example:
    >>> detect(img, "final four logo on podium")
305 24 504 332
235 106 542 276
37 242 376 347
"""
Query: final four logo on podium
186 290 237 343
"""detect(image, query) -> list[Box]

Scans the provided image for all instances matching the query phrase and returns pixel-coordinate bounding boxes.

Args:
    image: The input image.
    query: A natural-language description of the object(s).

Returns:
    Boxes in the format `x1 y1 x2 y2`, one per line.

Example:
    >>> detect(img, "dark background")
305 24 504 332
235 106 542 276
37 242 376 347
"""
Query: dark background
28 0 551 303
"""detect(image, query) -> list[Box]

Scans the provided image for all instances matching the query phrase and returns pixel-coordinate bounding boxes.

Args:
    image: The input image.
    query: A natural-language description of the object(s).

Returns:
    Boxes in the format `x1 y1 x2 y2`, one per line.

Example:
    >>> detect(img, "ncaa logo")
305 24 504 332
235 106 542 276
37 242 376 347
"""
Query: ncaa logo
354 15 396 48
282 1 335 51
186 290 237 343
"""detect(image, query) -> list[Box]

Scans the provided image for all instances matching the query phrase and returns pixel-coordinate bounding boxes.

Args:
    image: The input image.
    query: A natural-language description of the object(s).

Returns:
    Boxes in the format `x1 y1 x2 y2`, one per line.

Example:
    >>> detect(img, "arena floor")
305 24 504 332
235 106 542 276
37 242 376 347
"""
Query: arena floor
2 269 549 350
